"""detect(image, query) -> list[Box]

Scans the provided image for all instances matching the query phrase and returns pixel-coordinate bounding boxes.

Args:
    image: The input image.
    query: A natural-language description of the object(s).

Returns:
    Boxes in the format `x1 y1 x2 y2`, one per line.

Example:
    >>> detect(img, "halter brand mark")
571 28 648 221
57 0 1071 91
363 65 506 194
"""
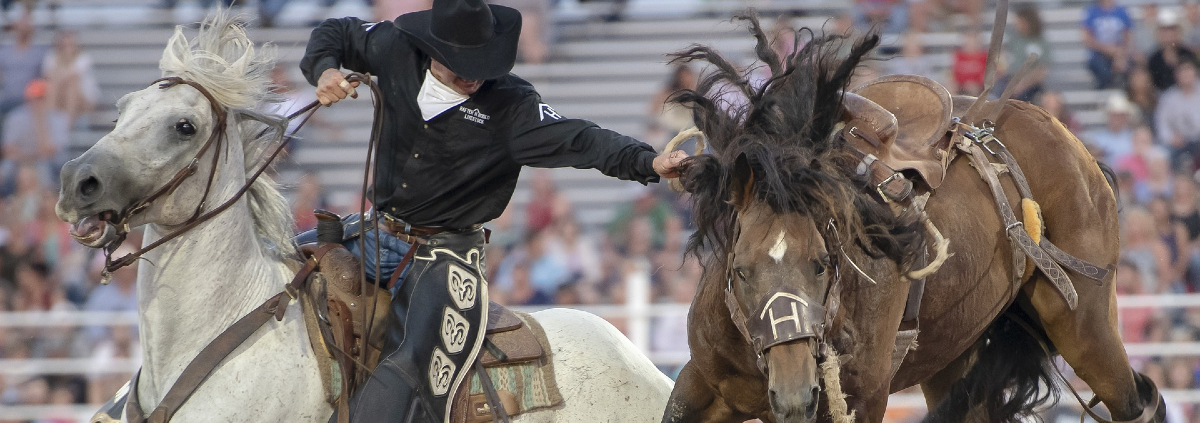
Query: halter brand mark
759 292 810 341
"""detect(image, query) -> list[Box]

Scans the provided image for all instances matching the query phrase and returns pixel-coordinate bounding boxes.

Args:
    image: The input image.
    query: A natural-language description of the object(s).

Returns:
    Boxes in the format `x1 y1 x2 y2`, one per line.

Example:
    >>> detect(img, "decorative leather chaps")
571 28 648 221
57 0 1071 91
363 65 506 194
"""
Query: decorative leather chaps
334 229 489 423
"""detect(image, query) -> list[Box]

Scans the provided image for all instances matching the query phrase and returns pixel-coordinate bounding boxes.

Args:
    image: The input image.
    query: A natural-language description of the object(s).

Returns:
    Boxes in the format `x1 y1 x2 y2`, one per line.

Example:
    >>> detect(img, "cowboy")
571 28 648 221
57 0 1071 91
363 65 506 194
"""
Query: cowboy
298 0 686 420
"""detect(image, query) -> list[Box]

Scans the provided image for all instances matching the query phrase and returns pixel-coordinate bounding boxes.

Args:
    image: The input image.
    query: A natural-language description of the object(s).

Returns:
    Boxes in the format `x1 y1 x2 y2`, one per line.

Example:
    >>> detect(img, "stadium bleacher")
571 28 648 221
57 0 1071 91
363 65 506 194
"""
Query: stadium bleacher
7 1 1200 421
25 0 1121 228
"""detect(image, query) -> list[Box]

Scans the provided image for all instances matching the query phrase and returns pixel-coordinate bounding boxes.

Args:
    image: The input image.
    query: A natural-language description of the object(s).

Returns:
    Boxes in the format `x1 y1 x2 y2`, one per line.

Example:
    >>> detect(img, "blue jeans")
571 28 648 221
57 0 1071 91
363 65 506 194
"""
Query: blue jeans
1088 51 1124 89
342 224 414 292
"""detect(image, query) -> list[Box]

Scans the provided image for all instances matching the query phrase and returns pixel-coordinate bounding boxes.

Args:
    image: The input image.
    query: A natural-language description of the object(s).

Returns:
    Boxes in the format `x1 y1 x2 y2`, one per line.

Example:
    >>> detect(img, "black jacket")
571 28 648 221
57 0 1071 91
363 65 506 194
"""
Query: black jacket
301 17 661 228
1148 45 1198 91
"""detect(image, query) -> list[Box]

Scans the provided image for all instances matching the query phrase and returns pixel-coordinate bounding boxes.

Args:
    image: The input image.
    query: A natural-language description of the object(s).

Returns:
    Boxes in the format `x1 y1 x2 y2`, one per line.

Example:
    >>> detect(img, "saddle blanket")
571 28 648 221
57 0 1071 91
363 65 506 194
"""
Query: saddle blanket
456 310 563 421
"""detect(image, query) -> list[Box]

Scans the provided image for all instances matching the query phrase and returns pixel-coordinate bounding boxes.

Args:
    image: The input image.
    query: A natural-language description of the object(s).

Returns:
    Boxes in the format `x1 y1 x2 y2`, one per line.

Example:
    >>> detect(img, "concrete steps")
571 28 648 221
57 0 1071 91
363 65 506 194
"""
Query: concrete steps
54 0 1117 227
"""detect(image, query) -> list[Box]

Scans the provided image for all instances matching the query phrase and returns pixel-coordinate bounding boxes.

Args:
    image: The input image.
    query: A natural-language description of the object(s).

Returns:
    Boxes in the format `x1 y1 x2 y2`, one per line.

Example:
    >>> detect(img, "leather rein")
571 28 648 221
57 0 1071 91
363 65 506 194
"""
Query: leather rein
96 76 326 282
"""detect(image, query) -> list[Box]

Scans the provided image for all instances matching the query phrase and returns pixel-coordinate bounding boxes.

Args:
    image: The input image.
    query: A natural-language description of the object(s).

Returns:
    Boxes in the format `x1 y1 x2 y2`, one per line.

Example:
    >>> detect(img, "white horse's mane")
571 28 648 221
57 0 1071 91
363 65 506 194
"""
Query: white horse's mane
159 11 297 259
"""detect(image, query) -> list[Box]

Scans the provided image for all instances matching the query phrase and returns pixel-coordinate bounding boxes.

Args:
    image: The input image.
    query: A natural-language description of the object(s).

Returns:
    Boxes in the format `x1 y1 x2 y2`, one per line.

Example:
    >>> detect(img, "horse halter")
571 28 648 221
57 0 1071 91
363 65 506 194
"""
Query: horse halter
96 76 323 283
722 216 848 374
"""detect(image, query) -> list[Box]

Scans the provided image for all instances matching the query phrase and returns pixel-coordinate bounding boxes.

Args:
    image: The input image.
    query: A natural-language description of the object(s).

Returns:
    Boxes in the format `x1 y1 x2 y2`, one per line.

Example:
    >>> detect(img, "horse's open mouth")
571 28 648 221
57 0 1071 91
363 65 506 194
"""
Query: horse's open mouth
70 211 119 248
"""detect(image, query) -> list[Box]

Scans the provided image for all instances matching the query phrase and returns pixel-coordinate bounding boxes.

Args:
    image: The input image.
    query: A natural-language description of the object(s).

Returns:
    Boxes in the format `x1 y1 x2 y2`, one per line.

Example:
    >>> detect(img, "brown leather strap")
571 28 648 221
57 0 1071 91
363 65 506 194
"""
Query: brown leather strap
960 141 1078 309
844 143 914 203
123 258 326 422
376 221 432 247
982 133 1111 283
125 369 145 423
387 244 420 291
473 360 512 423
1041 240 1113 284
126 291 287 422
380 215 450 238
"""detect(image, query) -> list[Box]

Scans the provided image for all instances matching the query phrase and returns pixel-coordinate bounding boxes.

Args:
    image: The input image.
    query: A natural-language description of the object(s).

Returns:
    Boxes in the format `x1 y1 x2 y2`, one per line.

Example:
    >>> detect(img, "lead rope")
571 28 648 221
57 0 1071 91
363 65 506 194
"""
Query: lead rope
662 127 706 192
820 345 855 423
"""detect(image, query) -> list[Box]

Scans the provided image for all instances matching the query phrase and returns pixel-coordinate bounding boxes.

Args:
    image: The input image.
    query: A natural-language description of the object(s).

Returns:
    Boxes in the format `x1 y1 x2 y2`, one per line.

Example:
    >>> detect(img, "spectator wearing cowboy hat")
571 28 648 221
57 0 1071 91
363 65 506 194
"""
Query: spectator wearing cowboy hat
1083 93 1138 164
299 0 686 420
1148 8 1199 91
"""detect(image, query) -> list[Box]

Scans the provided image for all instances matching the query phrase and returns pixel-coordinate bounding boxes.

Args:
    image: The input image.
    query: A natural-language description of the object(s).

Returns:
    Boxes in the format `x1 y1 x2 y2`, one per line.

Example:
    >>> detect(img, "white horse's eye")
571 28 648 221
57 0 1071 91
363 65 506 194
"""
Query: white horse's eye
175 119 196 136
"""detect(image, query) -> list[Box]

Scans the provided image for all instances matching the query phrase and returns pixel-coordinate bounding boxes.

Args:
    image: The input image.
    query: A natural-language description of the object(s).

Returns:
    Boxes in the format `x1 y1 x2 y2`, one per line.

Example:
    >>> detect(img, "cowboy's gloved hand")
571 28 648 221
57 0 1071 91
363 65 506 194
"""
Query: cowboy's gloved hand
653 150 688 178
316 68 360 106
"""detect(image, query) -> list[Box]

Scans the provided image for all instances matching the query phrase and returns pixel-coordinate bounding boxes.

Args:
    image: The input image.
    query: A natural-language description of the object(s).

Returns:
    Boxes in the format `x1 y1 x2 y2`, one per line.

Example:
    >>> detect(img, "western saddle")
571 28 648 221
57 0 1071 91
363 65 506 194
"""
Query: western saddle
839 74 957 198
297 212 545 422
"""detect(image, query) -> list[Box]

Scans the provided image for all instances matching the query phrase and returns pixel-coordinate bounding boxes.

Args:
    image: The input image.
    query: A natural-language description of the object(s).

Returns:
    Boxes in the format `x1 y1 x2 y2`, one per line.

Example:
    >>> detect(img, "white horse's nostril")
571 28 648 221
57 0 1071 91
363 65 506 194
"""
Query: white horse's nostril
79 176 100 198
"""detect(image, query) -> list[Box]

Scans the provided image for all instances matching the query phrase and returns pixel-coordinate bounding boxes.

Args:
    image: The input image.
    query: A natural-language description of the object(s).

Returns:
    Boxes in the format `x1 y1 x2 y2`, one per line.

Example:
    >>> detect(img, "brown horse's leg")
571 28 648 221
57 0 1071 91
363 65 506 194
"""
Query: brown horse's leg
661 361 752 423
1023 279 1148 420
992 100 1154 420
918 344 976 412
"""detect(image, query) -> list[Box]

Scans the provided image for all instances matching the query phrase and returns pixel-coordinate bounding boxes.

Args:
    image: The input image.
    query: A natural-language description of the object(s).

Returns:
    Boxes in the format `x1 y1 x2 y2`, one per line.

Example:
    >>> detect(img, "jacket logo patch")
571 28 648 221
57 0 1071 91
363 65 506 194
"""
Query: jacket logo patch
460 106 490 124
539 103 562 121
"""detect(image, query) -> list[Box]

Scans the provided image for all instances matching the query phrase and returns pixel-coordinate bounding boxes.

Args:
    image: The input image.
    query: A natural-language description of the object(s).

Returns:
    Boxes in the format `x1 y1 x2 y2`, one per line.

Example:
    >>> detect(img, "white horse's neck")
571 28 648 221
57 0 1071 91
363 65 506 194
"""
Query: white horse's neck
133 126 293 402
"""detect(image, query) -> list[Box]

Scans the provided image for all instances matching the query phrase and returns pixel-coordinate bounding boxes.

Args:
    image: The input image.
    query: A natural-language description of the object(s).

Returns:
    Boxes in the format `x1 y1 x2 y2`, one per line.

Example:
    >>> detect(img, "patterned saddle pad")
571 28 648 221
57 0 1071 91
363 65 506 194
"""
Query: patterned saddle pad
450 309 563 423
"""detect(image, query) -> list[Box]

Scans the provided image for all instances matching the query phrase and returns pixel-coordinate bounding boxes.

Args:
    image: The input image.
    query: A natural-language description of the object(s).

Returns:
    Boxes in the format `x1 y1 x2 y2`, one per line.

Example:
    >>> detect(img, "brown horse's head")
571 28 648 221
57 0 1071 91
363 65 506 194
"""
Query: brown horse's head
671 14 924 422
726 153 829 421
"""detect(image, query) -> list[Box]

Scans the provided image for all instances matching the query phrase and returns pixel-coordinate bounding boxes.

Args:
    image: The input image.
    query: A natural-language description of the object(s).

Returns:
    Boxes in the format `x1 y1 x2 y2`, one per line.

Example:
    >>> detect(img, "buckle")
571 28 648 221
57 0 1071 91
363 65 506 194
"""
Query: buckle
876 173 904 202
381 212 414 234
963 126 1005 155
975 132 1006 155
856 153 878 177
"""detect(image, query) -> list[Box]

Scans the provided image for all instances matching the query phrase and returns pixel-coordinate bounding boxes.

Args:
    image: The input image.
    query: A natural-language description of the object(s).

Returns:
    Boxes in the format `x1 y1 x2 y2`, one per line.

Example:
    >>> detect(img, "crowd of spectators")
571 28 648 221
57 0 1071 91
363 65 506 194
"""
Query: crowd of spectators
0 12 132 422
1082 3 1200 420
11 0 1200 421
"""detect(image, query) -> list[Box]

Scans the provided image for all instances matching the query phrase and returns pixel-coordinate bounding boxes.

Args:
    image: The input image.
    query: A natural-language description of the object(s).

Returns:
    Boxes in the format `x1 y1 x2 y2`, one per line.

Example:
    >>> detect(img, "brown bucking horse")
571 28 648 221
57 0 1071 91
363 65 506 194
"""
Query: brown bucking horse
660 16 1166 423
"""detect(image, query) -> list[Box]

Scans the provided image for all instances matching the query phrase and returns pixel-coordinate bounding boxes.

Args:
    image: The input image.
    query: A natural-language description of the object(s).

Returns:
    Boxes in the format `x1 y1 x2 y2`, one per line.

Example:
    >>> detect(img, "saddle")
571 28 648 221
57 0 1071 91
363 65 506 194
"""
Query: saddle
840 74 956 192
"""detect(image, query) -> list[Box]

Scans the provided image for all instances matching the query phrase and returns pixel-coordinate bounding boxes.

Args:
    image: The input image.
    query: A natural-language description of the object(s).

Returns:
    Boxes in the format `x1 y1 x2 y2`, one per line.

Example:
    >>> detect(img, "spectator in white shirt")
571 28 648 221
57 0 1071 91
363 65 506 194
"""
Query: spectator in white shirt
1084 94 1138 163
1155 58 1200 170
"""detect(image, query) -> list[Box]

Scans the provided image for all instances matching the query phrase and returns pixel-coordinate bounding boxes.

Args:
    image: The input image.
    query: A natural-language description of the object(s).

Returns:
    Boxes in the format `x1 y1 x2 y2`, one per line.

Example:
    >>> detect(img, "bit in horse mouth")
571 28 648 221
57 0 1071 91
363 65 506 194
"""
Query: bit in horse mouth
69 210 118 247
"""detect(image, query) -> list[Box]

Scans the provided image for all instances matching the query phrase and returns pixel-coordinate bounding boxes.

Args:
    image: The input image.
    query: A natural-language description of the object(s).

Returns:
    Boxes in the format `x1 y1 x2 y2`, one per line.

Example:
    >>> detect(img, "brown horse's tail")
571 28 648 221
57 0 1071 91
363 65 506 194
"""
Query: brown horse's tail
922 306 1059 423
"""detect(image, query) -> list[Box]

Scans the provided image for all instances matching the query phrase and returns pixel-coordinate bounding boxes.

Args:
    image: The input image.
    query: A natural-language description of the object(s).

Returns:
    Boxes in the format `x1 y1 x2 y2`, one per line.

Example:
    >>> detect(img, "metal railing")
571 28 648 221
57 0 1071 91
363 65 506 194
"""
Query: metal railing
2 290 1198 421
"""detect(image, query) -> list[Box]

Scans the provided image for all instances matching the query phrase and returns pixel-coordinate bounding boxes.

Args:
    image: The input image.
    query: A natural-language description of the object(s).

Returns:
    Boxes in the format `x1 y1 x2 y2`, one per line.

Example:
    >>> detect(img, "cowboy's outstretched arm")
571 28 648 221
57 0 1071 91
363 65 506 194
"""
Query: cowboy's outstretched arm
302 18 406 105
508 92 684 183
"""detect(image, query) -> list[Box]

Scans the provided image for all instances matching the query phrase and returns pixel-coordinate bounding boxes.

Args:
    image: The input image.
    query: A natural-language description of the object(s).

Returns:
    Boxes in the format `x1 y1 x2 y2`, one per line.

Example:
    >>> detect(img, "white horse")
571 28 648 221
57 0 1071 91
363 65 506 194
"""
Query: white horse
55 13 672 422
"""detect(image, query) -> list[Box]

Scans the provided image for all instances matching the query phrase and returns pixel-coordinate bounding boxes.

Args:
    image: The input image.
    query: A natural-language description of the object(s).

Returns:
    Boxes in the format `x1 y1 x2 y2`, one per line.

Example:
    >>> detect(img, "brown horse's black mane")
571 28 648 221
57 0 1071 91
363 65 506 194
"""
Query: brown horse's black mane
673 14 923 268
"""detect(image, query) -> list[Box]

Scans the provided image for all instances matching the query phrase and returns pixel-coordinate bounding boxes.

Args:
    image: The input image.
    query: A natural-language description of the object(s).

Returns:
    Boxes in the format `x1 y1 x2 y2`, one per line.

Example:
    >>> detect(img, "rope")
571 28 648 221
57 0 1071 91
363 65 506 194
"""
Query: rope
662 127 706 192
821 347 856 423
907 216 951 280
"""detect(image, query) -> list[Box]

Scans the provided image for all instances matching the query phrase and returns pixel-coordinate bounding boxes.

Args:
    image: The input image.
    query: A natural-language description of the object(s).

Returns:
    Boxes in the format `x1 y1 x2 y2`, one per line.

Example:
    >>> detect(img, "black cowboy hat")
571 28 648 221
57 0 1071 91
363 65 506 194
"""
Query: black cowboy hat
394 0 522 81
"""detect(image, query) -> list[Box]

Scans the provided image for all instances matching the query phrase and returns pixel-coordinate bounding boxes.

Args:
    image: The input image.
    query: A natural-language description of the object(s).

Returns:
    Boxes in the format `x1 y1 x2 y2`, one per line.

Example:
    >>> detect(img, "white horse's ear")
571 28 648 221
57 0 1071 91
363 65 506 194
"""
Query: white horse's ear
232 109 288 167
160 26 190 77
234 109 287 141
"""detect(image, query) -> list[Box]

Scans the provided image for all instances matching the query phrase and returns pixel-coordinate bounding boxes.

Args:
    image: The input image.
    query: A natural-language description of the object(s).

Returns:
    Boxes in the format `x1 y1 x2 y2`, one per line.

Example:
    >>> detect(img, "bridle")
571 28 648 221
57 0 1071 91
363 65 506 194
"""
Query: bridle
95 75 325 283
722 216 854 374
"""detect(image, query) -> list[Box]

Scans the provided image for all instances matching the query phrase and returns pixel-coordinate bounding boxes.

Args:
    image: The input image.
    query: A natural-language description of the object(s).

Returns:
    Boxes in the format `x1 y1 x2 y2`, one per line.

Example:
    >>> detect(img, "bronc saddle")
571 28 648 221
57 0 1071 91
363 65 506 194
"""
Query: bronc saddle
839 74 956 196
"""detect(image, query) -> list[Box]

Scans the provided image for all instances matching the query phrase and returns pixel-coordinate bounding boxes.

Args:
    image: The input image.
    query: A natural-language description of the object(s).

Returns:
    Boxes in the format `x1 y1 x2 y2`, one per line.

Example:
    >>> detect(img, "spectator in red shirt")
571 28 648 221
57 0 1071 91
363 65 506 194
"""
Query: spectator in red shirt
951 31 988 95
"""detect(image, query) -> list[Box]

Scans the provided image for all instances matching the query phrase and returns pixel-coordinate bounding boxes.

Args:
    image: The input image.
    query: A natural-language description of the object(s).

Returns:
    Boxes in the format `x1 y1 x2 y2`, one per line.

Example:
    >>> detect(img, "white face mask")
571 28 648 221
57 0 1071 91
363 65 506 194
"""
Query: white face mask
417 69 469 121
